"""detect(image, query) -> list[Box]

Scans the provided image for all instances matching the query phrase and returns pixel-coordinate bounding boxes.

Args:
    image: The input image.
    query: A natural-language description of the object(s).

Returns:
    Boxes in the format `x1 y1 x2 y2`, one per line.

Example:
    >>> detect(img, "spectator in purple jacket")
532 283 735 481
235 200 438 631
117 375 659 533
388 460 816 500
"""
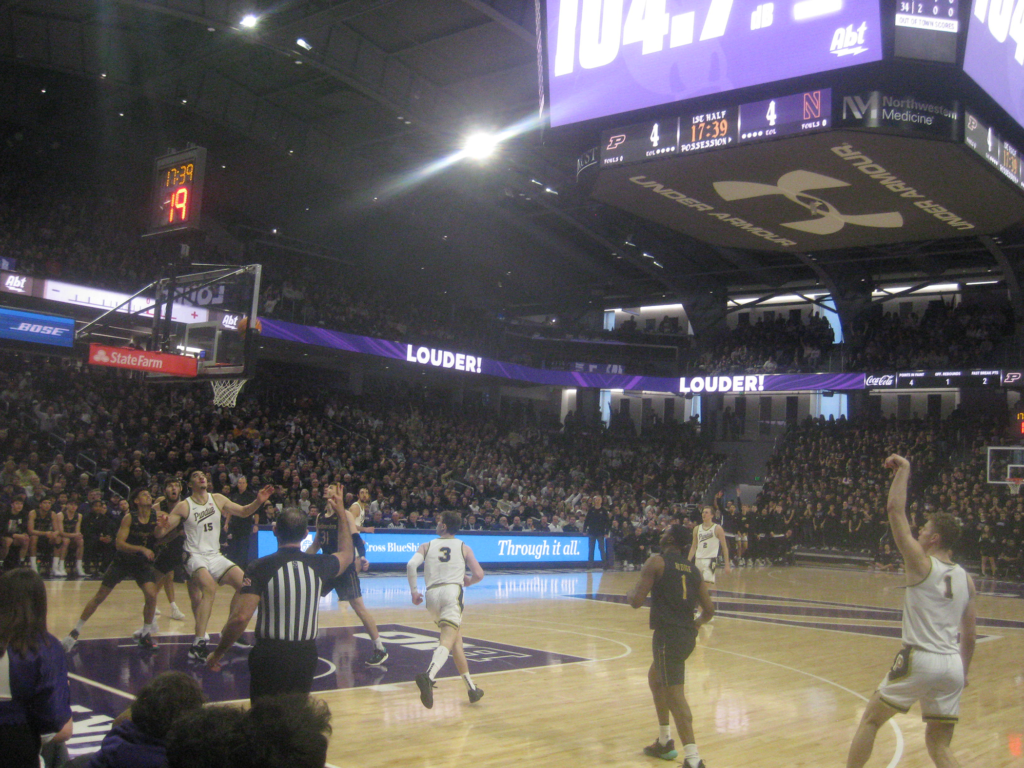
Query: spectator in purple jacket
77 671 205 768
0 567 73 768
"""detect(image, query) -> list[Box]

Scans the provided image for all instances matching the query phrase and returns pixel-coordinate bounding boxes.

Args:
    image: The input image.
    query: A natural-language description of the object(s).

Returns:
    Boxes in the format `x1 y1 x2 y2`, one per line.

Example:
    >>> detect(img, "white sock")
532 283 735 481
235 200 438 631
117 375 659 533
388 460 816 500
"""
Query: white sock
683 743 700 766
194 635 205 644
30 557 37 567
374 638 385 652
52 557 60 570
426 646 450 681
462 672 476 691
74 619 86 633
659 725 672 745
170 602 179 611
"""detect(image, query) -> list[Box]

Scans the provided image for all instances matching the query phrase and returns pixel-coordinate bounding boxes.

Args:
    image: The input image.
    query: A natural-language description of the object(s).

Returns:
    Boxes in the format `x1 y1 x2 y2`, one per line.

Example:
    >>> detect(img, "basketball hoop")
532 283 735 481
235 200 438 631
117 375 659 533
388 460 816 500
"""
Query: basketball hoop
210 378 247 408
1009 478 1023 496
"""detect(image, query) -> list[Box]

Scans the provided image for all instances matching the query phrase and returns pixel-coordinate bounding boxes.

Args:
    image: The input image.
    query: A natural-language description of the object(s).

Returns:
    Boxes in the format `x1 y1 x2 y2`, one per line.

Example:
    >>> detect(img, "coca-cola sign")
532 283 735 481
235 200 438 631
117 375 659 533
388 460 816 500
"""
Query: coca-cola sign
865 374 896 387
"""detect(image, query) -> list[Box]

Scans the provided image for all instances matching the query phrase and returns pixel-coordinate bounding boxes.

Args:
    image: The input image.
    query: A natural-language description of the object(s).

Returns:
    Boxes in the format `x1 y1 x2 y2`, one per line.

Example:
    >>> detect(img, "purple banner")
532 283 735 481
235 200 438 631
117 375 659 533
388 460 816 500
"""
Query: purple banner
544 0 883 127
964 0 1024 129
261 318 865 392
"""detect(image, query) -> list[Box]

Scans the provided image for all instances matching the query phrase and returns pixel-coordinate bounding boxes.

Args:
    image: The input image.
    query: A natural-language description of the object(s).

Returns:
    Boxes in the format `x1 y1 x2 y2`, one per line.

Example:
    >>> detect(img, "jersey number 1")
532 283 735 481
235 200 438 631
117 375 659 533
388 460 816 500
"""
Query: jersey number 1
943 574 953 599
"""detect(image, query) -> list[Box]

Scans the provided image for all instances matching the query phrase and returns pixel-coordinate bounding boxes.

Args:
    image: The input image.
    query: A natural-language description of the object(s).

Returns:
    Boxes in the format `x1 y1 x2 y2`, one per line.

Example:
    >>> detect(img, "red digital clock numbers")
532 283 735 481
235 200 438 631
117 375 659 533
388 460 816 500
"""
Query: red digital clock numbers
146 148 206 237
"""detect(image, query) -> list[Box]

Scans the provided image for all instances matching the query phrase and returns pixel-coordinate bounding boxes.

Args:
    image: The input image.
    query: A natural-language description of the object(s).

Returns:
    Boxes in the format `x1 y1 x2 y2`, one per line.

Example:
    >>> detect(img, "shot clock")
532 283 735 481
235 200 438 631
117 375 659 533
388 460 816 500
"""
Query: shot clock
146 147 207 237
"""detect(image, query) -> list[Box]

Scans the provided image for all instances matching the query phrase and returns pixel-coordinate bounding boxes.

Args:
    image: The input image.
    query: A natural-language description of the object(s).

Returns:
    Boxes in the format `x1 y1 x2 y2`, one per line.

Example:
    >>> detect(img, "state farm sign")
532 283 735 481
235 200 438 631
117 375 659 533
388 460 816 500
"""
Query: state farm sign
88 344 198 377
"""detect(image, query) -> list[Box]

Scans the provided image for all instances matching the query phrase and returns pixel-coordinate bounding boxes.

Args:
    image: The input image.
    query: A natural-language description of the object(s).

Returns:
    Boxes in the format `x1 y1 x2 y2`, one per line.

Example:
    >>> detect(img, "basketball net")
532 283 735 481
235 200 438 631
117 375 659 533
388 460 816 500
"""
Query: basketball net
210 379 247 408
1009 478 1022 496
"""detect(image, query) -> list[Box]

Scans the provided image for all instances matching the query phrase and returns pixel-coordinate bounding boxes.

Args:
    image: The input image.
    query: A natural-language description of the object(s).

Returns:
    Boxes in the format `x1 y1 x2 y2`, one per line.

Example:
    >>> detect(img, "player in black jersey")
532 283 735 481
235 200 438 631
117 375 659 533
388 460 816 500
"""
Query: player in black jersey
132 479 188 640
628 524 715 768
308 497 388 666
62 488 162 652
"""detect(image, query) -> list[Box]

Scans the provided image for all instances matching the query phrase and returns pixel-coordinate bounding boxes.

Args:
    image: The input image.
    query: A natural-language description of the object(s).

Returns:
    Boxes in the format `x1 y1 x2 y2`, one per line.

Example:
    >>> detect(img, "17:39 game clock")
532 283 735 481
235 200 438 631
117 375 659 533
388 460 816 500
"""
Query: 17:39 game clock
146 147 207 237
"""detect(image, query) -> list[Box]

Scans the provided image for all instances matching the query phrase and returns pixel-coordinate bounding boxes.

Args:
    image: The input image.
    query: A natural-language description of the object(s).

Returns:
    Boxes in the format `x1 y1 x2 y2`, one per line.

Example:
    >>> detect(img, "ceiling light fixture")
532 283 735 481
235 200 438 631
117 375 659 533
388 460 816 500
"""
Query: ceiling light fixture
296 38 312 50
240 14 259 28
462 132 500 160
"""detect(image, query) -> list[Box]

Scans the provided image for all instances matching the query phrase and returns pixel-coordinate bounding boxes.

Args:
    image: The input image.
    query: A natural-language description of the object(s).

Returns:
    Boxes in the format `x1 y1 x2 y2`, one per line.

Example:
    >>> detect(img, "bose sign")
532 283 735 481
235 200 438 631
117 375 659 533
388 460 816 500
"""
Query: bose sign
0 307 74 348
258 530 590 566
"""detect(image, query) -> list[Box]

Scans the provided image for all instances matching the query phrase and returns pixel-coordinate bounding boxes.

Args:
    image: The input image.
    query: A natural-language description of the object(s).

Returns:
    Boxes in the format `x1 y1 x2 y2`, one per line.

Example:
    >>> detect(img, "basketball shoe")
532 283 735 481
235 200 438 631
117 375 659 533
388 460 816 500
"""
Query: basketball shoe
643 739 678 760
415 673 435 709
188 638 209 662
468 687 484 703
367 647 389 666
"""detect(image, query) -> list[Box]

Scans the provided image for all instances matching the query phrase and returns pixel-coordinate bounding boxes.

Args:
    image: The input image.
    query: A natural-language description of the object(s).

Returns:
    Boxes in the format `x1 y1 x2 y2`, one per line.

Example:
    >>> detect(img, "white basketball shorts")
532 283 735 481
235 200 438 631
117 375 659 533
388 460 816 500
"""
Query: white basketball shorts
878 646 964 721
696 557 717 584
426 583 464 629
184 551 238 583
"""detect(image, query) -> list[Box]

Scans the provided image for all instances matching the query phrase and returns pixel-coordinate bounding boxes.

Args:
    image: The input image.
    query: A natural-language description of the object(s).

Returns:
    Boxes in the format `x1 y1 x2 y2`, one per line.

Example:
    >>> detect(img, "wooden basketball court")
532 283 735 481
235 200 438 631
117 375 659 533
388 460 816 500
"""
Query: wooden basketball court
48 566 1024 767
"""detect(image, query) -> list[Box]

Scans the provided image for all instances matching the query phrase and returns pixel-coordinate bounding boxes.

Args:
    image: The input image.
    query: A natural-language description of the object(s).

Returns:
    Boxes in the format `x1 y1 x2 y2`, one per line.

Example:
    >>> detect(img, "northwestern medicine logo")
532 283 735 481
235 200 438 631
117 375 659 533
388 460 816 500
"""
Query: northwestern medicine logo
714 170 904 235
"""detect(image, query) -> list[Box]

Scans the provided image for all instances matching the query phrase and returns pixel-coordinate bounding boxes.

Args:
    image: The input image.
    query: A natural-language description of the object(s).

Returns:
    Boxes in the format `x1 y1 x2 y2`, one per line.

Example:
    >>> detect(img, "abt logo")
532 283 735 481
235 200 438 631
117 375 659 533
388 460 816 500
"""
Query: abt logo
5 275 28 293
830 22 869 56
713 170 903 236
15 322 69 337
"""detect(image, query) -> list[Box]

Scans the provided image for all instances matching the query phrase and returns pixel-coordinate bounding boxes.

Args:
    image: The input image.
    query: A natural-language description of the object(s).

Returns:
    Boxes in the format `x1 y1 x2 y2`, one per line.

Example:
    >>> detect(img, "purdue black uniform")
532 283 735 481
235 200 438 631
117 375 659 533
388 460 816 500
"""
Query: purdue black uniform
153 496 185 578
318 510 361 601
100 511 159 589
650 551 704 686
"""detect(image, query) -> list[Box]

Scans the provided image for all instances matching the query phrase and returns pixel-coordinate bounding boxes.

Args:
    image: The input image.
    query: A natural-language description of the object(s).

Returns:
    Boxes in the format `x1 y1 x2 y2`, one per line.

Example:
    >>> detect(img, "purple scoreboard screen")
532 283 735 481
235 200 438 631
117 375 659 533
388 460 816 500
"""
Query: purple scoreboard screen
544 0 884 127
963 0 1024 129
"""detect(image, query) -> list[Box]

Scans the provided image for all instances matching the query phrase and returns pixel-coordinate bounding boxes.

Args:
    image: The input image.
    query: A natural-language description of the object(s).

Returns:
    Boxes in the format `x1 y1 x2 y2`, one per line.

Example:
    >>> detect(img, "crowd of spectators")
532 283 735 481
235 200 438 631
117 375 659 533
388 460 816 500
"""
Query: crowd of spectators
750 412 1023 579
844 302 1015 372
0 351 726 578
4 123 1019 377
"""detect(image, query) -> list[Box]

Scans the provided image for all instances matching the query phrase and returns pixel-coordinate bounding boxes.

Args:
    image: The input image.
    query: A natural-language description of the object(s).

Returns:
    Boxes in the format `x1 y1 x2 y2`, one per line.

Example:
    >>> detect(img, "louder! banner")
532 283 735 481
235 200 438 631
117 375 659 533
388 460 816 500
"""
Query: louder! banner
260 318 865 393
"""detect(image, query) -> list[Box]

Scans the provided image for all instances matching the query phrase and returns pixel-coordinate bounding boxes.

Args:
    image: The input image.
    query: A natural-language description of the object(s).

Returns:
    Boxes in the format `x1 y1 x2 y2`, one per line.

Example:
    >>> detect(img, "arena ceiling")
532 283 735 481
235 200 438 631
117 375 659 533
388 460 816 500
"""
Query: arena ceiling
1 0 1023 320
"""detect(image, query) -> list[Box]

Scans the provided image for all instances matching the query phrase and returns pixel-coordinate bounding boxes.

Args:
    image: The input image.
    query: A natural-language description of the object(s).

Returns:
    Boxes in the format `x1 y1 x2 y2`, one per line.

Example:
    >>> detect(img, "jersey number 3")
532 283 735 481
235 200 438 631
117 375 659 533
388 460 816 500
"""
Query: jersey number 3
438 546 451 562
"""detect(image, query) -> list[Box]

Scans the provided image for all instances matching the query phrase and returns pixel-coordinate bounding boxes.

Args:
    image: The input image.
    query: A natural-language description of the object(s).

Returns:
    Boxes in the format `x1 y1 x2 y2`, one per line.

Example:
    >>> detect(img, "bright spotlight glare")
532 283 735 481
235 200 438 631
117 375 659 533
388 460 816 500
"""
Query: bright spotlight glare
296 38 312 50
463 133 499 160
240 14 259 28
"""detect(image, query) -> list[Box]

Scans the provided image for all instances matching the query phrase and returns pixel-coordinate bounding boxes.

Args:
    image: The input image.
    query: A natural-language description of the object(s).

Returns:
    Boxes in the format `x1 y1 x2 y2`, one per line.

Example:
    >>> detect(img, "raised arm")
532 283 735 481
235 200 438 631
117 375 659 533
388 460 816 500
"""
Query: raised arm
407 541 429 604
215 485 275 518
627 554 664 609
328 485 353 574
883 454 930 582
462 544 484 587
960 573 977 686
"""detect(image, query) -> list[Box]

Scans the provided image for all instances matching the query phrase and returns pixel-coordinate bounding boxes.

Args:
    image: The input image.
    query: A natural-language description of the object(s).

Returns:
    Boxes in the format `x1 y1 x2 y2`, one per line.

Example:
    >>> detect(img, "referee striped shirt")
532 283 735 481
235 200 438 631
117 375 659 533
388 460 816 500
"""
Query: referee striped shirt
240 548 342 642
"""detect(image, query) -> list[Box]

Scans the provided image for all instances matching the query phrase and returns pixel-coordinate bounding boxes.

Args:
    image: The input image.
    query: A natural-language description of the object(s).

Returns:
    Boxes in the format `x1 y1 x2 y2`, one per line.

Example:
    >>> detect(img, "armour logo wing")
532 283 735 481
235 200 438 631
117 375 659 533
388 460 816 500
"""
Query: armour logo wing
714 170 903 235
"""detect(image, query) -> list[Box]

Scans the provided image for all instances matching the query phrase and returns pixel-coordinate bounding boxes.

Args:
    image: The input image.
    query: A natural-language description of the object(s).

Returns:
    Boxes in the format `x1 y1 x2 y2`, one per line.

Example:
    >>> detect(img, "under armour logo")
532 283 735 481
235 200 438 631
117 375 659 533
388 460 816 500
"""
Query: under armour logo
713 170 904 235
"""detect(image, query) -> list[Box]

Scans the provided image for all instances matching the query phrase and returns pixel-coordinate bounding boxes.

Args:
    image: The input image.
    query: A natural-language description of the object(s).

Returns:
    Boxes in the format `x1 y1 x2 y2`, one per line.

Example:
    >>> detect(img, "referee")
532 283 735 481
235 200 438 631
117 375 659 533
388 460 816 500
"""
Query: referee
206 485 354 700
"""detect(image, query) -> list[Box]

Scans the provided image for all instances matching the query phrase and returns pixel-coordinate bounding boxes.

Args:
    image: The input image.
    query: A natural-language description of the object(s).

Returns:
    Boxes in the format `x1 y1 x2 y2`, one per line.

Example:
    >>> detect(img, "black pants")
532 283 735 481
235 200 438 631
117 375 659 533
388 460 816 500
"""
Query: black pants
248 639 319 701
588 535 606 566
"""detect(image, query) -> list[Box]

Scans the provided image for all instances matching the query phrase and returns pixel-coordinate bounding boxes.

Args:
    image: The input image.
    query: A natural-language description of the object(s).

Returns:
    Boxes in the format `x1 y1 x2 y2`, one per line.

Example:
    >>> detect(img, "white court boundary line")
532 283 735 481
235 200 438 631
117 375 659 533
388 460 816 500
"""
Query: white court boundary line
519 613 906 768
68 673 135 701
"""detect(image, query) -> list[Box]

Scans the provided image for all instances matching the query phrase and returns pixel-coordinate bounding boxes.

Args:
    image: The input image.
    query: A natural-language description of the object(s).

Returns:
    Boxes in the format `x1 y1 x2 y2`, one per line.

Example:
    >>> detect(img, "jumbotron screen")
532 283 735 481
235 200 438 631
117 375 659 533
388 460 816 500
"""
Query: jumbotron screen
963 0 1024 130
544 0 883 127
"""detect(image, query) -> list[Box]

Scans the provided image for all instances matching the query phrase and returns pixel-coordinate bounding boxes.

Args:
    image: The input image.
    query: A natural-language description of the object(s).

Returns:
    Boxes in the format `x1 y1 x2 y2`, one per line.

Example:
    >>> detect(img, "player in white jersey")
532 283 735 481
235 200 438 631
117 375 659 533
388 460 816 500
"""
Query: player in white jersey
157 469 273 662
407 510 485 708
688 506 731 584
847 455 977 768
